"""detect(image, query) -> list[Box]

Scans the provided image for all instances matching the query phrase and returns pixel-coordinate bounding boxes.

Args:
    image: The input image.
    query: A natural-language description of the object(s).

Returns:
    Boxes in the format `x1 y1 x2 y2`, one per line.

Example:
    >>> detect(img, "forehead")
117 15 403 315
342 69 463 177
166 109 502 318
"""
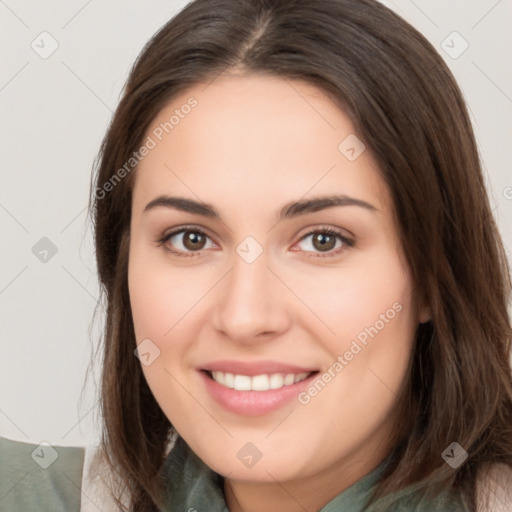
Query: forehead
132 73 390 216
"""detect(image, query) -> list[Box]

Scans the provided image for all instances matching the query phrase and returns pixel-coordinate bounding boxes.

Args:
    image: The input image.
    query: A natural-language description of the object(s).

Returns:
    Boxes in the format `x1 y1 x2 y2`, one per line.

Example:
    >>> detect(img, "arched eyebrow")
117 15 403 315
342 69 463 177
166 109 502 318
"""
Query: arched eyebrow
143 194 378 222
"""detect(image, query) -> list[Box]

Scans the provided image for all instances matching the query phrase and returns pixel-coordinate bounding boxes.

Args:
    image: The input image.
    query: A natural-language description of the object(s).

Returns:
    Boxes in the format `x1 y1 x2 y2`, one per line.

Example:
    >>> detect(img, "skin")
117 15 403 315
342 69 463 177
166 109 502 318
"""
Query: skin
128 73 430 512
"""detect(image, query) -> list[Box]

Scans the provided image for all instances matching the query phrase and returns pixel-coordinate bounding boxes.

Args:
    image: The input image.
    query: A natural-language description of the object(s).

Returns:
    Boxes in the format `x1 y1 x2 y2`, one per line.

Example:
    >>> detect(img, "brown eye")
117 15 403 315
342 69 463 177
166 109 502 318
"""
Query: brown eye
181 231 207 251
311 232 337 252
295 228 354 257
158 227 215 257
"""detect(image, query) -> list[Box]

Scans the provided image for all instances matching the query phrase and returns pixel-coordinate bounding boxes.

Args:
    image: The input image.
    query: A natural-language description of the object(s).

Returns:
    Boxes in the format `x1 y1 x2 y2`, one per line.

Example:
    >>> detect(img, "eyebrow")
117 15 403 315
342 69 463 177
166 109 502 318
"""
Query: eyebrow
143 194 378 221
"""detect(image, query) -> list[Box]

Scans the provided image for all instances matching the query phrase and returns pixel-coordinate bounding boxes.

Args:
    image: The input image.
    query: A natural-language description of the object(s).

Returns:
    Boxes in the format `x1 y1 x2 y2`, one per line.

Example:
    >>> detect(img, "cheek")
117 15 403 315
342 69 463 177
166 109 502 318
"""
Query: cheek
128 247 209 343
283 252 413 351
294 253 416 428
127 245 216 415
290 251 416 406
128 249 205 425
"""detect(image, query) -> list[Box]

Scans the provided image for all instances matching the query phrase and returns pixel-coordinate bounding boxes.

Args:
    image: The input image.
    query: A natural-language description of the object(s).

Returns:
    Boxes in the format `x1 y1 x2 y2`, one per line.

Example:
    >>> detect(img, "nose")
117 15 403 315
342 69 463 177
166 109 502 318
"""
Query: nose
212 249 290 344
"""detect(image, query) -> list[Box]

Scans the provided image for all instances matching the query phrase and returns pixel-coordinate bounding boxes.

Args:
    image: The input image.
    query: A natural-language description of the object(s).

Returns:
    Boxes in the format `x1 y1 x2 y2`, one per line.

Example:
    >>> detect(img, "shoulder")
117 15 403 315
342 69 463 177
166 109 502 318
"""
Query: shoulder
80 428 180 512
0 435 84 512
476 463 512 512
0 434 134 512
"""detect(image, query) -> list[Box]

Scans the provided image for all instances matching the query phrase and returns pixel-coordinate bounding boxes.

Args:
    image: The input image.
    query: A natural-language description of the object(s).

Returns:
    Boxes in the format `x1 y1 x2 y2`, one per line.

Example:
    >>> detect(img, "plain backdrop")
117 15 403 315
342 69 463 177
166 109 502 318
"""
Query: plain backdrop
1 0 511 447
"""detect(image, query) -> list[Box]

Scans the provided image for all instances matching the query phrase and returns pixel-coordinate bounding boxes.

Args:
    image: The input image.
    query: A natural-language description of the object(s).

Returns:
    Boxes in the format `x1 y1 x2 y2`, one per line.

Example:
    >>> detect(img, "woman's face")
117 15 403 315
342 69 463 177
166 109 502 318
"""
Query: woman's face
128 73 429 488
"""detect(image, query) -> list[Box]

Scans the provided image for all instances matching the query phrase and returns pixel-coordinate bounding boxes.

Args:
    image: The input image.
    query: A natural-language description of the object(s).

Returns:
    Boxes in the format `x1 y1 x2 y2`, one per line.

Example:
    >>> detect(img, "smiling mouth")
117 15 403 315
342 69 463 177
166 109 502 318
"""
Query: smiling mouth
203 370 317 391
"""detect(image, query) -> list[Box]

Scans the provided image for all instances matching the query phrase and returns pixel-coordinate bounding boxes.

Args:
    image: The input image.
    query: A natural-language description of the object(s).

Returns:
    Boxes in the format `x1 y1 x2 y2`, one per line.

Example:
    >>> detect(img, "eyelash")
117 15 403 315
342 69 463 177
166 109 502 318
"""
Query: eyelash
156 225 354 259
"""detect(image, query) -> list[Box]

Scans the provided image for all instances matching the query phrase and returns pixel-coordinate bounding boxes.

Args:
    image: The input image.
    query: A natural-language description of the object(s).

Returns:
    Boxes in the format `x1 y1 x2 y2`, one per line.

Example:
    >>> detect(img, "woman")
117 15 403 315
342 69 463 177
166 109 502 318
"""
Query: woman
91 0 512 510
2 0 511 511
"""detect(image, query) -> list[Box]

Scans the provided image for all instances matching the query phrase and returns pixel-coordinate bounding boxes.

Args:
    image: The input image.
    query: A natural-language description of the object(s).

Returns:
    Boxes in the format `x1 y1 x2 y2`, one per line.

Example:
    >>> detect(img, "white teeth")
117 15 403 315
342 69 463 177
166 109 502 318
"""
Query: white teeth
224 372 235 388
209 371 311 391
284 374 295 385
212 371 224 385
251 374 269 391
269 374 284 389
233 375 252 391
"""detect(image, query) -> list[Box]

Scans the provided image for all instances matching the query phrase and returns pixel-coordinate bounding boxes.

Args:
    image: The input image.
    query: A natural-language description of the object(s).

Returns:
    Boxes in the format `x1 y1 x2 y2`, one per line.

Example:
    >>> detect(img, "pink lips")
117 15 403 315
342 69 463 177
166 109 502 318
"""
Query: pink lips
199 360 318 416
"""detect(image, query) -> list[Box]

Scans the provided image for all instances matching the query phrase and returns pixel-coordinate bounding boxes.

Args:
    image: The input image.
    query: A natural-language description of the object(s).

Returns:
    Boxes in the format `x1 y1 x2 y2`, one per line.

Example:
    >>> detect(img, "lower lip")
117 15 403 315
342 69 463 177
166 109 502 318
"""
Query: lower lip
200 371 318 416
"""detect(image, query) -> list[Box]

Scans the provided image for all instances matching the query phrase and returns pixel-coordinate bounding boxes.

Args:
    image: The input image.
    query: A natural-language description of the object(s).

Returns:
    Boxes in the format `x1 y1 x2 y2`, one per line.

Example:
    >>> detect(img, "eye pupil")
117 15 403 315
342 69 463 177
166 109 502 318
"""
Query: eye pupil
184 231 206 250
313 233 336 251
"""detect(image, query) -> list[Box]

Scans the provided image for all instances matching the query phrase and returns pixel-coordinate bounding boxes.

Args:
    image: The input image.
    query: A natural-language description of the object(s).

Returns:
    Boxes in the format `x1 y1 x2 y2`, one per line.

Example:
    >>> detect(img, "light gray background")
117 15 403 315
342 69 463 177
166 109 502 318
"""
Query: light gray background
1 0 511 447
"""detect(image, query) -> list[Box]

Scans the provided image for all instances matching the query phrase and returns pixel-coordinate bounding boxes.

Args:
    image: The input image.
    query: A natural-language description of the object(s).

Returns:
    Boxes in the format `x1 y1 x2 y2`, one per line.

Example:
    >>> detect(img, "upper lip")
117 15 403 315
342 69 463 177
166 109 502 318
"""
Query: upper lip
200 360 318 376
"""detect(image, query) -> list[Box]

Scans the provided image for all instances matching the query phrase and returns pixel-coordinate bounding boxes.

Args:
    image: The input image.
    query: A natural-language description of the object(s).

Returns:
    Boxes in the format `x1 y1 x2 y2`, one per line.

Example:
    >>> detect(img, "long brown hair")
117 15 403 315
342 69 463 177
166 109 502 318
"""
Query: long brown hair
88 0 512 510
